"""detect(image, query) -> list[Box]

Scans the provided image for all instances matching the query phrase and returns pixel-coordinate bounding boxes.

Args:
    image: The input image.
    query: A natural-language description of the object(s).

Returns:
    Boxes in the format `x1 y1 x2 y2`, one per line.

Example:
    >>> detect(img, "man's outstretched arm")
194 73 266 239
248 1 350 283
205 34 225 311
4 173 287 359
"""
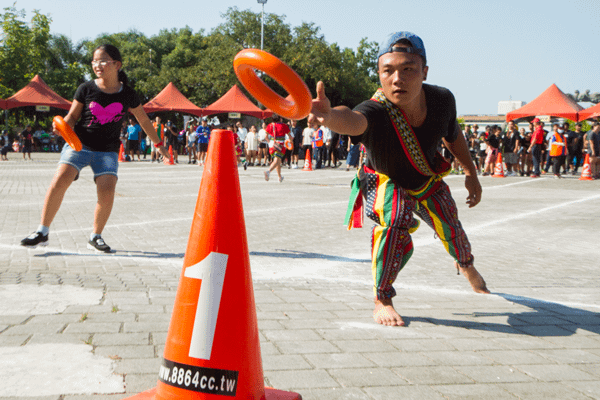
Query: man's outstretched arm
308 81 367 137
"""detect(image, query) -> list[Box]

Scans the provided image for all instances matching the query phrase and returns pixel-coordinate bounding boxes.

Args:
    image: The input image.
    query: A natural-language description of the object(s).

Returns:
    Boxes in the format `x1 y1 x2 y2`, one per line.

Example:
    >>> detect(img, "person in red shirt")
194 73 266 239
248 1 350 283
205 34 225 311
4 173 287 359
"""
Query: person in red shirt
264 115 291 182
527 118 544 177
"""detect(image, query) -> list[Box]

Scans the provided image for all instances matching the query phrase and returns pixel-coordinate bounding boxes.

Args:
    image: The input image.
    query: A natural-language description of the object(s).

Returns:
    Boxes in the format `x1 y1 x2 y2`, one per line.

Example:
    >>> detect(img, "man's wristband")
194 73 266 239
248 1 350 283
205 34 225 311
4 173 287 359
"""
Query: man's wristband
154 141 163 147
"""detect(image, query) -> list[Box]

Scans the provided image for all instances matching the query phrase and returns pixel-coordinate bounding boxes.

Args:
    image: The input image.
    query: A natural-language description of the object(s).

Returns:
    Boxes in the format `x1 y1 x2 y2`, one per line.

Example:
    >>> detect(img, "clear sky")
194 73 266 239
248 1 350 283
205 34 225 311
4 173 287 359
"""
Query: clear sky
11 0 600 115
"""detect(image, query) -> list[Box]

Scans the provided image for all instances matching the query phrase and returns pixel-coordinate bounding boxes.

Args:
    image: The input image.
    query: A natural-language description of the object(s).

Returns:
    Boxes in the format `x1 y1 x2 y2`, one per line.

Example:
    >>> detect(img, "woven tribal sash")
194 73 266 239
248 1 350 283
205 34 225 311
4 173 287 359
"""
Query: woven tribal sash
344 89 450 230
371 88 450 177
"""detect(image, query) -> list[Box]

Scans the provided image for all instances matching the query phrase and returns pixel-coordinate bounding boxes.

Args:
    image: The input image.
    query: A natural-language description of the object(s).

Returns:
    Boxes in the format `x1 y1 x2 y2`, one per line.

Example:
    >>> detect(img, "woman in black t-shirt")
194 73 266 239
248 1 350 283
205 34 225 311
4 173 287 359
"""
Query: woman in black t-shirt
21 44 169 252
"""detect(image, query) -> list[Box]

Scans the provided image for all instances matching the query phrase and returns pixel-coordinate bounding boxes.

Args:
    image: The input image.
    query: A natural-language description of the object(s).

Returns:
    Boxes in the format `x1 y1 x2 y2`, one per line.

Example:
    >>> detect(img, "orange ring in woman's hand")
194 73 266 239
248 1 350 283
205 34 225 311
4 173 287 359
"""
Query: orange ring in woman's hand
233 49 311 120
53 115 82 151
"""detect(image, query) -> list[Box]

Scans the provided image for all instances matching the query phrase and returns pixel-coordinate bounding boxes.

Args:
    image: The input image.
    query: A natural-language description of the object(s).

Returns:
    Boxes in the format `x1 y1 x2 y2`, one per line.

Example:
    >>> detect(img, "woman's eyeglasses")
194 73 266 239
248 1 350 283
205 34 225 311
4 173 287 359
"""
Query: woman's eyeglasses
91 60 115 67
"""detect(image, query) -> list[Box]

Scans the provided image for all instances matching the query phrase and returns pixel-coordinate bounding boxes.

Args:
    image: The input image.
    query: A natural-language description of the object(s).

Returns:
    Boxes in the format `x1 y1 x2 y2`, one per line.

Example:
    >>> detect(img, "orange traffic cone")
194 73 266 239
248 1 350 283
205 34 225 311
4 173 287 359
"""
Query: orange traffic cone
164 145 175 165
124 130 301 400
302 149 312 171
118 143 126 162
579 153 594 180
492 153 505 177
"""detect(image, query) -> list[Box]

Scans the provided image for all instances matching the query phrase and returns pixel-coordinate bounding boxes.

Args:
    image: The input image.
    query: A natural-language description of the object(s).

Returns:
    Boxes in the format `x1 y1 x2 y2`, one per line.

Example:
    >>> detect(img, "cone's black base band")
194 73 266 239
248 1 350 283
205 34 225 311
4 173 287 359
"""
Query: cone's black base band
158 358 238 397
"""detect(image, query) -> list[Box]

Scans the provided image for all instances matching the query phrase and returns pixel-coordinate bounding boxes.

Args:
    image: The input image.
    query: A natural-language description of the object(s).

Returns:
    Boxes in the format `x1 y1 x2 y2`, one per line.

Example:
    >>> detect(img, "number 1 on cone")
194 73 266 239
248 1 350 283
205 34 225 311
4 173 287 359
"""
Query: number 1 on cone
184 252 228 360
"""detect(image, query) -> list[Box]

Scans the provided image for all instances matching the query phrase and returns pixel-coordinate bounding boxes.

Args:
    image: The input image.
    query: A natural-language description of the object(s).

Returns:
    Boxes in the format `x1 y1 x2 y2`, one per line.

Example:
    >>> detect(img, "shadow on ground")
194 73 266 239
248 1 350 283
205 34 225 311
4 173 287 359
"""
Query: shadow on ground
34 250 185 259
404 292 600 336
250 249 370 263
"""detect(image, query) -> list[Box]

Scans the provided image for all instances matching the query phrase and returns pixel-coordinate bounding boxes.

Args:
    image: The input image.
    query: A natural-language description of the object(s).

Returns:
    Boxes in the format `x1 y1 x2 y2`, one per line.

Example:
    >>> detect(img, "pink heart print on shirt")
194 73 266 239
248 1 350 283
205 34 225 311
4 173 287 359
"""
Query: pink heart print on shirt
89 102 124 125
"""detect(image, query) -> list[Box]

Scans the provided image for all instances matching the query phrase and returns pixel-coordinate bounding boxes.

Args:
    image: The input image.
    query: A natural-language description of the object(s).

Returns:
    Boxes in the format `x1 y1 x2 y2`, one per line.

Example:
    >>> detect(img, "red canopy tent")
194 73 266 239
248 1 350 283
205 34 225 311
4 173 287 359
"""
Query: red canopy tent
202 85 272 119
2 75 72 110
578 103 600 121
506 84 583 122
143 82 203 117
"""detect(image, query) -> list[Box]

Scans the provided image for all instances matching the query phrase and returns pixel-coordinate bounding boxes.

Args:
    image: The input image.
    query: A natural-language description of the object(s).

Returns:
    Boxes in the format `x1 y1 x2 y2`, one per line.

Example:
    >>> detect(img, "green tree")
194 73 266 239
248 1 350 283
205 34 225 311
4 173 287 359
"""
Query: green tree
0 5 52 97
44 34 87 98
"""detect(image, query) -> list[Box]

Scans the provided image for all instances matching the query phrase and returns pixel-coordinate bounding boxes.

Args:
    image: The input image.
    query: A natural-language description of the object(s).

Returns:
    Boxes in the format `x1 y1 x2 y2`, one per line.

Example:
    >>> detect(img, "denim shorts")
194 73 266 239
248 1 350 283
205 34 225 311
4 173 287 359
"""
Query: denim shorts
59 144 118 180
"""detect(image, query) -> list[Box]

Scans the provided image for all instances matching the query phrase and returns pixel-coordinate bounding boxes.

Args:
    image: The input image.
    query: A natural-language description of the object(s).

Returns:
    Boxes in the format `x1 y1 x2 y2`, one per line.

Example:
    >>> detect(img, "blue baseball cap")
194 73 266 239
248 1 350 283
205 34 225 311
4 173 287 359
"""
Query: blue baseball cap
377 31 426 65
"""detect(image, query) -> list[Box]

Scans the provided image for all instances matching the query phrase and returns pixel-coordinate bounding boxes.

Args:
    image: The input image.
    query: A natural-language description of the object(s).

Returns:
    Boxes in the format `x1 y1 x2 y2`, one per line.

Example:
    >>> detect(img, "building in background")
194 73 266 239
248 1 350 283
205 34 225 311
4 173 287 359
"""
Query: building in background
498 100 526 115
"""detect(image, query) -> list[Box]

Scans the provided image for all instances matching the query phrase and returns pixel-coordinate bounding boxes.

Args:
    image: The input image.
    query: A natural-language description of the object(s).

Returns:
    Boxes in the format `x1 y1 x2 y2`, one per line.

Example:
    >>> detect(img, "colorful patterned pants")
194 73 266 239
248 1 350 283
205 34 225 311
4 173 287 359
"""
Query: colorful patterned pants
360 167 474 300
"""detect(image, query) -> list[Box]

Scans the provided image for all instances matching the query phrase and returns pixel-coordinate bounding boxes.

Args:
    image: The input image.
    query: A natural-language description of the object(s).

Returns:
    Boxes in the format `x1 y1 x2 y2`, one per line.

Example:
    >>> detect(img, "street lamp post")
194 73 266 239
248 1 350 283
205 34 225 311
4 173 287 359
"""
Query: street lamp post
257 0 267 50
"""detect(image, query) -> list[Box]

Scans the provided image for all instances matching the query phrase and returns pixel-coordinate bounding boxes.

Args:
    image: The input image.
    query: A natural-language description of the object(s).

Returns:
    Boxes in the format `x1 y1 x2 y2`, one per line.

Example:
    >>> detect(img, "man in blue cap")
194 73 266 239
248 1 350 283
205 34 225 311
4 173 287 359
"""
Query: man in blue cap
309 31 489 327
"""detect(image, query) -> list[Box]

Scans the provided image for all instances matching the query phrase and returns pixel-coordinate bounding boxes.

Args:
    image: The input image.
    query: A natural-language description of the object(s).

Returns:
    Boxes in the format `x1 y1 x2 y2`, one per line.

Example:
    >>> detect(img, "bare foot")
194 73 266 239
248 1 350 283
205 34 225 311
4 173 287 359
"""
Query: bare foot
373 298 405 326
455 262 490 294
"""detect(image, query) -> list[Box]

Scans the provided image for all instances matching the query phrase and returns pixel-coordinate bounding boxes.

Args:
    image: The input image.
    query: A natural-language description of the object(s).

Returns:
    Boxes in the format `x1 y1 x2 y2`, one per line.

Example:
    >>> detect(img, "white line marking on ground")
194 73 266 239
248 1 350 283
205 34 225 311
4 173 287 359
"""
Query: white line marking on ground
468 193 600 233
413 192 600 246
0 344 124 396
0 284 102 315
0 244 183 266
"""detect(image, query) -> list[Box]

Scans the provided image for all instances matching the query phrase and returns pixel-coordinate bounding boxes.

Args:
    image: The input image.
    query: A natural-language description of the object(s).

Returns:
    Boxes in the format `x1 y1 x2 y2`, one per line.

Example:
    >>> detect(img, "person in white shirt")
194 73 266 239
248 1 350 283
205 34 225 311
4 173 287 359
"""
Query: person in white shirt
244 125 259 168
302 123 316 166
186 125 197 164
236 121 248 159
257 122 270 166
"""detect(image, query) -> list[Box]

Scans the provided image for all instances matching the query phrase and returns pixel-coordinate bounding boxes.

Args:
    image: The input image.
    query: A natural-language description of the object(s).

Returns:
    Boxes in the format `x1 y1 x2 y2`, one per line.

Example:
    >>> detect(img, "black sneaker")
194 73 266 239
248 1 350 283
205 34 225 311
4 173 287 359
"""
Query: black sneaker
21 232 49 248
88 236 111 253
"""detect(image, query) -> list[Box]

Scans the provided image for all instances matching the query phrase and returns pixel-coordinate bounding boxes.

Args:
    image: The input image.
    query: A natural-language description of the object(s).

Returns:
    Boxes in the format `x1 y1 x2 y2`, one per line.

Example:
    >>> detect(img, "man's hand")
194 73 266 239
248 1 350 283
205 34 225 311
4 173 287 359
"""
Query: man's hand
465 174 482 208
308 81 331 127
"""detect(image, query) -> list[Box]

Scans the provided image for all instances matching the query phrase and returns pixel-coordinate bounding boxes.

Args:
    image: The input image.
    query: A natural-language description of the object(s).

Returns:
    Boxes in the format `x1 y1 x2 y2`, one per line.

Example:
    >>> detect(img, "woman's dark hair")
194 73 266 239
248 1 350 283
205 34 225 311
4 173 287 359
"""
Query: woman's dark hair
94 44 129 86
271 115 281 123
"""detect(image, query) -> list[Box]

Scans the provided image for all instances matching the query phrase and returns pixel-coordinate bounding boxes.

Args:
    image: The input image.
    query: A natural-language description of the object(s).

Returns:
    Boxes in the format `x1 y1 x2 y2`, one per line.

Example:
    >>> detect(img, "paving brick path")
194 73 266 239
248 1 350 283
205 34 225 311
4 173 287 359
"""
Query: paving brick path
1 153 599 399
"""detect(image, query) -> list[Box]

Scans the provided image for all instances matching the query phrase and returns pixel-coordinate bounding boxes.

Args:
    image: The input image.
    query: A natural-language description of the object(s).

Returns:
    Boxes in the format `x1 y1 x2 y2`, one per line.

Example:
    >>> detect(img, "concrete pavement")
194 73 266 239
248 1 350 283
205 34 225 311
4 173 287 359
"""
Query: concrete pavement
1 152 599 399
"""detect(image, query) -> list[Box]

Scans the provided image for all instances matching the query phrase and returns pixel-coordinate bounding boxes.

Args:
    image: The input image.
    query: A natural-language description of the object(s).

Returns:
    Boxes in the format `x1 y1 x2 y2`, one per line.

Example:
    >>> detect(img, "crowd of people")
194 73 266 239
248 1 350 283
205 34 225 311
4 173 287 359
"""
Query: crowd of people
0 125 65 161
113 112 364 179
454 119 600 179
5 115 599 183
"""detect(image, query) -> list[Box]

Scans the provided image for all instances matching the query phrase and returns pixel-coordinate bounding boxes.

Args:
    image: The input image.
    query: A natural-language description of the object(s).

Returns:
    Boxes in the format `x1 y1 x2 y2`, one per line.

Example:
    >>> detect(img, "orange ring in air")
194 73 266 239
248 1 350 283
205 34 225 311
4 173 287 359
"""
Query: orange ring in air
53 115 82 151
233 49 312 120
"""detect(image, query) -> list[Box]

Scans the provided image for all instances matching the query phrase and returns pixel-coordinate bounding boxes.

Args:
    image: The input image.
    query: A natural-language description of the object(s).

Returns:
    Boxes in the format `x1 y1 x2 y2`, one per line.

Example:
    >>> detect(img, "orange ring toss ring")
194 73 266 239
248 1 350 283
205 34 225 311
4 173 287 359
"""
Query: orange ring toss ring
53 115 82 151
233 49 312 120
284 138 293 151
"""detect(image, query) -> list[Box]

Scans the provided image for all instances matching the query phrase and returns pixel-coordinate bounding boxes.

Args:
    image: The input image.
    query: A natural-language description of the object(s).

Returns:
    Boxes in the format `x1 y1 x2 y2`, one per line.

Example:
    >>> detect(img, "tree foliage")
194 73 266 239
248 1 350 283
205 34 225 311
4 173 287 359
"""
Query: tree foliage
1 5 379 119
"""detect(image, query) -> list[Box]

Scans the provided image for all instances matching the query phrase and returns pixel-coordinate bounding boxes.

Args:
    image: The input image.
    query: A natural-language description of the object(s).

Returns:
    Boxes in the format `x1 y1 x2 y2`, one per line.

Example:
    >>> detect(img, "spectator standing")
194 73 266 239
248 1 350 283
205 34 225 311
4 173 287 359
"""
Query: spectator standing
301 122 315 166
1 130 10 161
548 123 568 178
483 128 499 175
502 122 520 176
587 122 600 178
328 130 340 167
195 119 210 166
543 122 555 174
282 121 293 169
528 118 544 177
119 119 128 154
346 136 361 171
244 125 259 167
313 125 326 169
127 117 141 161
518 128 532 176
151 117 164 163
291 120 303 168
257 121 270 166
236 122 247 160
569 123 585 174
186 125 197 164
164 120 179 163
20 125 34 161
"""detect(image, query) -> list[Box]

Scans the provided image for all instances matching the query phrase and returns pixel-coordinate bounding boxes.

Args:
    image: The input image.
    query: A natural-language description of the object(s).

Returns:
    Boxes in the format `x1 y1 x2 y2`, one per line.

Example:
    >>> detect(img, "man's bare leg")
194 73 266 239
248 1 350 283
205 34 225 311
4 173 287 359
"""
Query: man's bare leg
455 261 490 294
373 298 405 326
